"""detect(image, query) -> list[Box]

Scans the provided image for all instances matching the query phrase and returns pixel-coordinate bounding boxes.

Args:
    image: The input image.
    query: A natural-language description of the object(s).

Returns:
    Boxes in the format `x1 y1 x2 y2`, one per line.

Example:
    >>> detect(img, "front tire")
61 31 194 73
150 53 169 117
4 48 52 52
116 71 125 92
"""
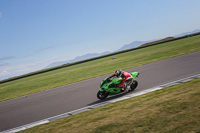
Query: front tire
129 80 138 92
97 91 109 100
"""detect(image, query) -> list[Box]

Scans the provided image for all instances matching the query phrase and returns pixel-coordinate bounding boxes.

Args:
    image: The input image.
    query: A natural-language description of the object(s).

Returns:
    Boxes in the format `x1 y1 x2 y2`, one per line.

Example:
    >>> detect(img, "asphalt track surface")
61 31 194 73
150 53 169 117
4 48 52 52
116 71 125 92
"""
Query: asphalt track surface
0 51 200 132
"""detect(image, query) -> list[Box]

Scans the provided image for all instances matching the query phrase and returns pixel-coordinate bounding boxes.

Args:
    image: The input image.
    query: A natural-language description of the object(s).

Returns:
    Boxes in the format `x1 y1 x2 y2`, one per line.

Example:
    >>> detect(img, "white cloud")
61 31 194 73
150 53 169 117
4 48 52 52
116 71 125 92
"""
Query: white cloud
0 70 8 77
0 12 2 18
0 55 63 80
0 53 77 81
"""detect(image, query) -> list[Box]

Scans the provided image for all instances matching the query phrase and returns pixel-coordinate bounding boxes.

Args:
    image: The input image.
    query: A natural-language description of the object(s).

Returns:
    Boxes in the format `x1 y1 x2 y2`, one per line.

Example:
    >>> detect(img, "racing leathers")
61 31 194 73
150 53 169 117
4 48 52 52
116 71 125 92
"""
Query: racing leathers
109 70 133 89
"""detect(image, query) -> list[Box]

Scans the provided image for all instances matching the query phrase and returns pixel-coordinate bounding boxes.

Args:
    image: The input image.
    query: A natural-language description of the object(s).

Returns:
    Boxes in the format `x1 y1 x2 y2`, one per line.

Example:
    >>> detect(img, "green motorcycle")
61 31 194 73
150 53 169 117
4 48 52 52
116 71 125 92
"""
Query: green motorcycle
97 72 139 100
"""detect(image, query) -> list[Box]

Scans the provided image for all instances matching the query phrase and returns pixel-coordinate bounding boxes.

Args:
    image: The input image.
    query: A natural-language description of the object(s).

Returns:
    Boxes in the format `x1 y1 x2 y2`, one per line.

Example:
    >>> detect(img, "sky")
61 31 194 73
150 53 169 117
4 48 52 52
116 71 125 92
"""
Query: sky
0 0 200 80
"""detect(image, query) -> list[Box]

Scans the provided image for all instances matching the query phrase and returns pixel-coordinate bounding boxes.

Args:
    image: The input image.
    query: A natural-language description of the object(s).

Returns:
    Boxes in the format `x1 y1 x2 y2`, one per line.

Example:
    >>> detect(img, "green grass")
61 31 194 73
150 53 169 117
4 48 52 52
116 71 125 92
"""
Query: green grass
20 78 200 133
0 35 200 102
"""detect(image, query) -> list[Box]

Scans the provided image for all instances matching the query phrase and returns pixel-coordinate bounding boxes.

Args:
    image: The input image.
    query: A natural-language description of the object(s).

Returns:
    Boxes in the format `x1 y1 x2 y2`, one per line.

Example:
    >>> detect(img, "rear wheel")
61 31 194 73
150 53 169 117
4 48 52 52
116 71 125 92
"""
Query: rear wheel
129 80 138 92
97 91 109 100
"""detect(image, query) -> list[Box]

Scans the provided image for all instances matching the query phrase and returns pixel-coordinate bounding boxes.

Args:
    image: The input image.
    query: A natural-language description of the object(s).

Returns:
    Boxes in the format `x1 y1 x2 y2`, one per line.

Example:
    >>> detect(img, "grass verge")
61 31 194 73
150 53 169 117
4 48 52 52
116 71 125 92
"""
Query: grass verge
20 78 200 133
0 35 200 102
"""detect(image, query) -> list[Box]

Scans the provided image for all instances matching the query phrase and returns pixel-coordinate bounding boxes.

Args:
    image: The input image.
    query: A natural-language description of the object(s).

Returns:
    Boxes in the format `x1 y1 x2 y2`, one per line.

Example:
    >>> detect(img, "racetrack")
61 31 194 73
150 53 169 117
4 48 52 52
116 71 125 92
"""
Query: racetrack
0 51 200 132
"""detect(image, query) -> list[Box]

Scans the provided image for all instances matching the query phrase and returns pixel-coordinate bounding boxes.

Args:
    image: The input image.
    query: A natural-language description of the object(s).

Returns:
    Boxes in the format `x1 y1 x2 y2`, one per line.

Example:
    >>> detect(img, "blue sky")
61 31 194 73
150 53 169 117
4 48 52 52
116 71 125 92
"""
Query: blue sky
0 0 200 80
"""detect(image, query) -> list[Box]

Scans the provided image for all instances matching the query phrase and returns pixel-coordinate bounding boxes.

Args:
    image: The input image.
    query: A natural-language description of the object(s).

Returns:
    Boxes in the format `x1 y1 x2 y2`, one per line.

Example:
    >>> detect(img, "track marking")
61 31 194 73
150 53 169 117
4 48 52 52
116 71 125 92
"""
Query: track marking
2 74 200 133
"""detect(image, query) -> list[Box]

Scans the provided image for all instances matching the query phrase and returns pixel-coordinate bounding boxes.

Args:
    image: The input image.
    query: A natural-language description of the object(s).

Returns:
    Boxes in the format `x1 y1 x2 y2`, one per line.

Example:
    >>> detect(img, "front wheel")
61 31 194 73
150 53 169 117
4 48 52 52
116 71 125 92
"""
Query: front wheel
129 80 138 92
97 91 109 100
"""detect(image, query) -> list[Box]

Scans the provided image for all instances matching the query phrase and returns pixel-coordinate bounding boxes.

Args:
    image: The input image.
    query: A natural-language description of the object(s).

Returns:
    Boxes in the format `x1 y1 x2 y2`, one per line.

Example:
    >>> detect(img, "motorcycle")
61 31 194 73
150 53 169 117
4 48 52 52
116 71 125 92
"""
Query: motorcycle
97 72 139 100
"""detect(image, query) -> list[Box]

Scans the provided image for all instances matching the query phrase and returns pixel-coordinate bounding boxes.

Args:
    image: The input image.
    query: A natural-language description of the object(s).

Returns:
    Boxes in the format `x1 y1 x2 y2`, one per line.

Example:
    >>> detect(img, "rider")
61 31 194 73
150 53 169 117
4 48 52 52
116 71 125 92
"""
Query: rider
109 69 133 91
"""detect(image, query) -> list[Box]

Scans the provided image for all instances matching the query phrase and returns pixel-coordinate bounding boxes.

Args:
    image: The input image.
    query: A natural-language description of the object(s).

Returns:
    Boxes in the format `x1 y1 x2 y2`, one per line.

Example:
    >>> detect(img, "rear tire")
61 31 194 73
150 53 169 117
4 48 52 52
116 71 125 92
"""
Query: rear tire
129 80 138 92
97 91 109 100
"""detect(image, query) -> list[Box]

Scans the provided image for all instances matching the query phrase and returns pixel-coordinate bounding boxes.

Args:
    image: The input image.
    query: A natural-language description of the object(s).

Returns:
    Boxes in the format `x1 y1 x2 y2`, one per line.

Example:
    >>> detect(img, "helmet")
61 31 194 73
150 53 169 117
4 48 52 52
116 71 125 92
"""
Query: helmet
115 69 122 77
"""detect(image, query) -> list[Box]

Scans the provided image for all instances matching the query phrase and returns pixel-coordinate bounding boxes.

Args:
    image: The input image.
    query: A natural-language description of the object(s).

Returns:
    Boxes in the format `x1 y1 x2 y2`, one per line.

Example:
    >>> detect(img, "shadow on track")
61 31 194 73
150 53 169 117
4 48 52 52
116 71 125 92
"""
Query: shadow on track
87 91 130 106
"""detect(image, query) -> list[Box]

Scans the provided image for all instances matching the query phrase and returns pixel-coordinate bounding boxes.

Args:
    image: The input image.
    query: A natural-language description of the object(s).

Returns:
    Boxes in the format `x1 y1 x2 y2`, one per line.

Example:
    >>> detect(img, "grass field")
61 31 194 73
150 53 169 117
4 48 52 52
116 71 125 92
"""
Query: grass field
20 78 200 133
0 35 200 102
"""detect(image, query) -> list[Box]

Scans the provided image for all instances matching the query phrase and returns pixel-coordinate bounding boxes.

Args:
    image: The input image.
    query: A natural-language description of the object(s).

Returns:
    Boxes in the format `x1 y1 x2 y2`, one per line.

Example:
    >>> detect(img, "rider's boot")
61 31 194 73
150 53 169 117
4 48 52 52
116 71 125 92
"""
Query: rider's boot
121 85 127 92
